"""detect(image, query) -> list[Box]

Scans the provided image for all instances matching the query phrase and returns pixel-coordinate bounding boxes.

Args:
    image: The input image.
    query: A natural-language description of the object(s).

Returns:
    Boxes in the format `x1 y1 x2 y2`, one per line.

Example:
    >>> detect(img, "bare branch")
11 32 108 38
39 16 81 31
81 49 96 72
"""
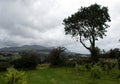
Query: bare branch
79 35 91 51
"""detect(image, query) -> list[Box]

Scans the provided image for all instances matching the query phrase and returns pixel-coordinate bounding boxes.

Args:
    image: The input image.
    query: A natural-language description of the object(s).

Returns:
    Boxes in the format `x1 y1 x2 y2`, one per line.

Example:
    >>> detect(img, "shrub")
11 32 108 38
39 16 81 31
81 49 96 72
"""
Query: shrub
2 67 27 84
0 62 11 71
78 64 86 72
90 65 102 84
78 57 92 65
65 61 76 67
49 47 66 67
12 54 39 70
102 64 109 74
84 63 92 71
118 58 120 70
91 65 102 79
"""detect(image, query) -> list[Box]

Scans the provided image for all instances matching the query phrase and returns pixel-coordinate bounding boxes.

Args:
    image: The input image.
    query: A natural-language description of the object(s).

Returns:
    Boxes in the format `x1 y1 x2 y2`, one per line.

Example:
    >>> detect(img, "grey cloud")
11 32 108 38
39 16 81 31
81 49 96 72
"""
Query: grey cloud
0 0 120 53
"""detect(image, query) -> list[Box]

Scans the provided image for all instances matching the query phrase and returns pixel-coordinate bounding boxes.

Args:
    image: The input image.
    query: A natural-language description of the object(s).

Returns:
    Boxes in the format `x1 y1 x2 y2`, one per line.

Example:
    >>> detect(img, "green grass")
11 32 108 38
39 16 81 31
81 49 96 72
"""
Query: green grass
0 66 119 84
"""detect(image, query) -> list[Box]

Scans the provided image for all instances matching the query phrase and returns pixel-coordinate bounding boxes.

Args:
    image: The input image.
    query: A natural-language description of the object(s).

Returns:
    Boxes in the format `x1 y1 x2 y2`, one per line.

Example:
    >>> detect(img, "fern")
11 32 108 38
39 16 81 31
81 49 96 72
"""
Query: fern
2 67 28 84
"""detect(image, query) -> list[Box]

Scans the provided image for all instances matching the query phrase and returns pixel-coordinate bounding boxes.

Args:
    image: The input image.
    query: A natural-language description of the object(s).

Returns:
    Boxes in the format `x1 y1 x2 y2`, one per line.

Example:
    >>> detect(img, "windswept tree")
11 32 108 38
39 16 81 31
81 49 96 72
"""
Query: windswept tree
63 3 111 62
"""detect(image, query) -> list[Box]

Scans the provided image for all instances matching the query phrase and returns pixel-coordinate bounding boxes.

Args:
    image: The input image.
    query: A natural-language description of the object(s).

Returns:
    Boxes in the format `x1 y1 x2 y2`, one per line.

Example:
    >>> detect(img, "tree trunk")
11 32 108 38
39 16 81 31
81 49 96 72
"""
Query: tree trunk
90 49 98 63
90 30 98 63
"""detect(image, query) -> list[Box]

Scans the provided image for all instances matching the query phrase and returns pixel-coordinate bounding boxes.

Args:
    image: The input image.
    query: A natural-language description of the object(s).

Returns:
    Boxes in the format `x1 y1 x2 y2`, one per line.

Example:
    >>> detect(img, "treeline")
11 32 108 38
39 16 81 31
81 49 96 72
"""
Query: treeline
0 46 67 71
0 53 40 71
0 46 120 71
100 48 120 58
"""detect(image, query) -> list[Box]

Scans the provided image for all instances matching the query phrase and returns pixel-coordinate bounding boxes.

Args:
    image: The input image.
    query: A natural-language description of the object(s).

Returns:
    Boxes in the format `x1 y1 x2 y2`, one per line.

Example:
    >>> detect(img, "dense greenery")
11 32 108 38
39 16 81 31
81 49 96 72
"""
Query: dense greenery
0 62 11 71
2 67 27 84
100 48 120 58
0 64 120 84
49 47 66 67
0 53 40 71
12 53 39 70
63 3 111 62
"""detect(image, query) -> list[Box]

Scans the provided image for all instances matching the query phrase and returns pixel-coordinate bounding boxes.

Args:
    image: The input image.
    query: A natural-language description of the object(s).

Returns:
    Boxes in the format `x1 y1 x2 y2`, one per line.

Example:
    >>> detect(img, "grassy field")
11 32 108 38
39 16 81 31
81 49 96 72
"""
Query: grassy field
0 65 119 84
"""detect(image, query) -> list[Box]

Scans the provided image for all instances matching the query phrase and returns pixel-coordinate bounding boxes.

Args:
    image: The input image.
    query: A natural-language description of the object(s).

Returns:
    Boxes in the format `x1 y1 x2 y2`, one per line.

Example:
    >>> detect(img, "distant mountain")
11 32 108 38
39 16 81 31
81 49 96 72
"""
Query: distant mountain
0 45 89 62
0 45 53 54
0 45 89 57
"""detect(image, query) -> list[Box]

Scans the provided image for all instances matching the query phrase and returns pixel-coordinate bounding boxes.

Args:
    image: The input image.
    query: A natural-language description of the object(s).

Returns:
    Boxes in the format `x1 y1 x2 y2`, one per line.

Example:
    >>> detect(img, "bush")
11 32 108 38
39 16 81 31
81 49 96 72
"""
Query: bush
78 57 92 65
77 64 85 72
2 67 27 84
12 54 39 70
65 61 75 67
118 58 120 70
0 62 11 71
84 63 92 71
90 65 102 84
49 47 66 67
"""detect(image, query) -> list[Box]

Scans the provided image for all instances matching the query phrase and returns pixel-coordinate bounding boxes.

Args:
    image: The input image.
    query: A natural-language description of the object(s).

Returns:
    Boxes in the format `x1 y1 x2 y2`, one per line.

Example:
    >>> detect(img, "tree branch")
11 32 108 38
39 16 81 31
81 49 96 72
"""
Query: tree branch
89 38 92 44
79 35 91 51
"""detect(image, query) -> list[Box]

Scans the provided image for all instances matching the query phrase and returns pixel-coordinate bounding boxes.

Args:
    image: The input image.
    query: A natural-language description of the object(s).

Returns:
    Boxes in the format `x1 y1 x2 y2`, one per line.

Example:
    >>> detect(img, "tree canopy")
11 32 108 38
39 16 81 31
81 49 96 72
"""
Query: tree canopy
63 3 111 62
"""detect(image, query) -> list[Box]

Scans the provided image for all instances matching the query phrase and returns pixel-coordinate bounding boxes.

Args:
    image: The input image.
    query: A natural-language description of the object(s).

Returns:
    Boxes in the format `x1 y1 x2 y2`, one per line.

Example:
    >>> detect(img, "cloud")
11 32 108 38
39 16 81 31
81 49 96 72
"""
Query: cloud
0 0 120 53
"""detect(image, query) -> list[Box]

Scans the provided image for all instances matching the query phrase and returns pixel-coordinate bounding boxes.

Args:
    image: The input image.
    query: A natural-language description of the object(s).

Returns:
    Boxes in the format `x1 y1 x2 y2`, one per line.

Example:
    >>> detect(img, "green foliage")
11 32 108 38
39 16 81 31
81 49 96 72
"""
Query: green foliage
78 65 85 72
0 67 120 84
100 48 120 58
90 65 102 84
103 64 109 74
78 64 86 72
65 61 76 67
89 65 102 84
0 55 7 61
118 58 120 70
12 54 39 70
2 67 27 84
109 48 120 58
0 55 21 62
0 62 11 71
110 64 120 79
78 57 92 65
84 63 92 71
49 47 66 67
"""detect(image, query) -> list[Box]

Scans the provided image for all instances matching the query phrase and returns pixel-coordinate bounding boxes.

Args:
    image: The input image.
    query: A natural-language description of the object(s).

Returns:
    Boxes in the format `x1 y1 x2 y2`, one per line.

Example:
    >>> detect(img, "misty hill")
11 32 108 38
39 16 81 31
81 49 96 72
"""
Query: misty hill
0 45 89 57
0 45 89 63
0 45 53 55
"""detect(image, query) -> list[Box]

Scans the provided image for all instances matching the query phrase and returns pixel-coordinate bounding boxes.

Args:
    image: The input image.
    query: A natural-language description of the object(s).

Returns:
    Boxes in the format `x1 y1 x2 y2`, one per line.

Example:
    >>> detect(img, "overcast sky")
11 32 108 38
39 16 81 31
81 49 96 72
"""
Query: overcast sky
0 0 120 54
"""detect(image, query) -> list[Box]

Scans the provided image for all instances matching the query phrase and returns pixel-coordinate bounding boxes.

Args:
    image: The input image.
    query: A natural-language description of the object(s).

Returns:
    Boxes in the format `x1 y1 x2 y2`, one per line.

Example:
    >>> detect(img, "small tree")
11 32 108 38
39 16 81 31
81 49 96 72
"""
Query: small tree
49 47 66 67
2 67 27 84
63 3 111 62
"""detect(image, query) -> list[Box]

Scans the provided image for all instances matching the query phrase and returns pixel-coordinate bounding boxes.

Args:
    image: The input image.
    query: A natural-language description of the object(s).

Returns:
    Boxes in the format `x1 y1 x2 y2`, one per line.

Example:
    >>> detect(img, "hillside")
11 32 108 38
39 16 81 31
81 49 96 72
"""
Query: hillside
0 45 89 60
0 45 53 53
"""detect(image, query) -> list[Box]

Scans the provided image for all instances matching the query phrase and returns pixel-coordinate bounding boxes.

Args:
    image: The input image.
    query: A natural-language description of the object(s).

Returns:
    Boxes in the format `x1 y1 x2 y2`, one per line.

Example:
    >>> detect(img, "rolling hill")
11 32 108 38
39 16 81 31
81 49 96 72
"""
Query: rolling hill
0 45 54 57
